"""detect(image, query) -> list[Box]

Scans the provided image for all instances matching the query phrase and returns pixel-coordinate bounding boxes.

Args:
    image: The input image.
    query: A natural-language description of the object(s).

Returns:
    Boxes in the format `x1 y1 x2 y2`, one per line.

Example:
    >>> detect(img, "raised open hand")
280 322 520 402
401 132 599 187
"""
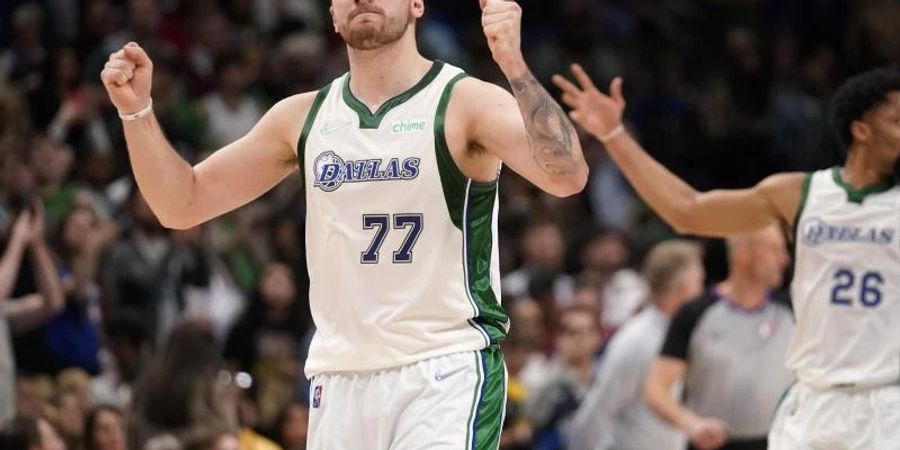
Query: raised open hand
552 64 626 140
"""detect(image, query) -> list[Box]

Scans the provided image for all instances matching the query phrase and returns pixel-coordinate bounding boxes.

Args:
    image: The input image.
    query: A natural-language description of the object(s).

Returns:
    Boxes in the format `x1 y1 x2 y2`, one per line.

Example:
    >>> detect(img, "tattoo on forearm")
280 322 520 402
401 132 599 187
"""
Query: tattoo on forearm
509 72 579 176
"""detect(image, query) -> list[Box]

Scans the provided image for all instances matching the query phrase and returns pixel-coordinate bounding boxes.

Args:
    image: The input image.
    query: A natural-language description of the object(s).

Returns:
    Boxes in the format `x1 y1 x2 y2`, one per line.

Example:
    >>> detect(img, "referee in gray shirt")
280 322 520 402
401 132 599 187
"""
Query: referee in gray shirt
569 240 704 450
645 225 795 450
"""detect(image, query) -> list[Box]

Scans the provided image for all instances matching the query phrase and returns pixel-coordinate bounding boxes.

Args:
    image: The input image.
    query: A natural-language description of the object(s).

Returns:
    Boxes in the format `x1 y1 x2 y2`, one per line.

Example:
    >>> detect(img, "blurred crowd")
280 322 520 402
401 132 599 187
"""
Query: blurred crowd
0 0 897 449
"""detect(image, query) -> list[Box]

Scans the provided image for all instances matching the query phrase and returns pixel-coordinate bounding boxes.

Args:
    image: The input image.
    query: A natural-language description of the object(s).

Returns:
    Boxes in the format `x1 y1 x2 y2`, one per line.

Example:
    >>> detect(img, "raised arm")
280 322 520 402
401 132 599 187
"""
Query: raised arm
28 204 64 317
8 243 65 334
7 204 65 333
553 65 805 237
474 0 588 197
0 211 33 303
101 42 312 230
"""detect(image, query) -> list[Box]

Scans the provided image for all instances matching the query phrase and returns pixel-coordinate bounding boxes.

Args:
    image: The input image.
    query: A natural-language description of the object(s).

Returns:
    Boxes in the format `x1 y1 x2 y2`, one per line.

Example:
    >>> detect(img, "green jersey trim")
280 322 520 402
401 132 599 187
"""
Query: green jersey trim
792 172 813 243
435 72 477 229
787 171 814 320
831 166 892 204
432 71 509 345
462 180 507 344
342 60 445 129
297 85 332 186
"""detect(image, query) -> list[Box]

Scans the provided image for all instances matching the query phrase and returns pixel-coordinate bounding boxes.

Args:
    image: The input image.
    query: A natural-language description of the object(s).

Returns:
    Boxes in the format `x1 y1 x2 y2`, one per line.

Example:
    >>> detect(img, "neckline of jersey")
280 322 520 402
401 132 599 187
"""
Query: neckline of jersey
342 60 445 129
712 285 771 314
831 166 893 204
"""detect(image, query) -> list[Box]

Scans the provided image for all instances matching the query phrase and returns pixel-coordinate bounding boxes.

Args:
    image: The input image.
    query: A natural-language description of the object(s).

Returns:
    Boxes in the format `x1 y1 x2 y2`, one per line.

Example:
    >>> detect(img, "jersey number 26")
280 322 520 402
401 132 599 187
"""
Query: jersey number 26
831 269 884 308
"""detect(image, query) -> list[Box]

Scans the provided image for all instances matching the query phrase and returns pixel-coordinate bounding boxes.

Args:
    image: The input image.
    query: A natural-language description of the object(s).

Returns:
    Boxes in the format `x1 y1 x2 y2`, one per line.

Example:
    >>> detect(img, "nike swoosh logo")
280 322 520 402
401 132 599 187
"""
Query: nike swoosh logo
321 122 350 135
434 365 468 382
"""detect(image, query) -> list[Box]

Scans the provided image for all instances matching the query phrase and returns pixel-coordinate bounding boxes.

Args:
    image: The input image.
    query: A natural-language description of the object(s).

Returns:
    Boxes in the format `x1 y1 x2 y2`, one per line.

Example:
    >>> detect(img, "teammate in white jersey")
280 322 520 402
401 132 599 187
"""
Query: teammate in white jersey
553 65 900 448
100 1 587 449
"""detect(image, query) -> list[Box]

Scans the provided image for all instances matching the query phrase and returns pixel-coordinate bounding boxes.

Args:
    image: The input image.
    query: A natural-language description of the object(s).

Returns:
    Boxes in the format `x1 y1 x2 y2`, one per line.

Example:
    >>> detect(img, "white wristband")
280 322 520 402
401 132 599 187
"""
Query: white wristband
599 123 625 143
118 98 153 121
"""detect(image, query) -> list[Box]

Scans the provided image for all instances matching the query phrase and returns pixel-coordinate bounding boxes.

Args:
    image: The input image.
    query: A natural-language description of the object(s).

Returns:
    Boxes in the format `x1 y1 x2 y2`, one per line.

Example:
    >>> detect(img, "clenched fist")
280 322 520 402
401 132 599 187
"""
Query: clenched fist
100 42 153 115
480 0 526 78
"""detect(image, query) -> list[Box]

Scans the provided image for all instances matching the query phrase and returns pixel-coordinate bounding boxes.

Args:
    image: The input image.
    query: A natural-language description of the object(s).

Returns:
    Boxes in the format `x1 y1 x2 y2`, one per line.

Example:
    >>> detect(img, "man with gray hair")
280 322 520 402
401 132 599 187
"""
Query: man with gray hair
645 225 794 450
569 239 705 450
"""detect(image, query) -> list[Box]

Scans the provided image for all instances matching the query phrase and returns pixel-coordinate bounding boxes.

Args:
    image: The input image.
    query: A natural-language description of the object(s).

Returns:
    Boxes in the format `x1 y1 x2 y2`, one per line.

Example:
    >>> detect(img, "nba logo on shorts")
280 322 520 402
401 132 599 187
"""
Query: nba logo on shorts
313 385 322 408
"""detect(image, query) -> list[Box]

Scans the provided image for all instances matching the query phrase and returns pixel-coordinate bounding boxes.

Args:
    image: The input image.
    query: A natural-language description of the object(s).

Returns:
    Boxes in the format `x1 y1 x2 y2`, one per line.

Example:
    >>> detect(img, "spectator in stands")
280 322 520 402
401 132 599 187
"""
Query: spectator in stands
51 389 85 450
192 432 240 450
525 305 602 450
0 208 41 424
200 52 263 149
503 220 572 302
645 226 794 450
151 46 207 160
0 415 67 450
90 312 152 409
570 239 704 450
274 401 308 450
580 229 648 333
225 261 305 430
0 4 49 90
37 206 117 375
84 405 126 450
100 188 210 344
6 200 67 376
511 297 554 394
499 329 534 450
128 321 237 450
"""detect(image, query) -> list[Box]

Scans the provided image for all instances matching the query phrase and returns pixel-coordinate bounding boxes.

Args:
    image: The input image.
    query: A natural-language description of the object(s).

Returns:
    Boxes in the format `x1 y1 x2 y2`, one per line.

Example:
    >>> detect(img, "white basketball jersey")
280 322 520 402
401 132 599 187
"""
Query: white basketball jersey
788 167 900 387
298 61 508 376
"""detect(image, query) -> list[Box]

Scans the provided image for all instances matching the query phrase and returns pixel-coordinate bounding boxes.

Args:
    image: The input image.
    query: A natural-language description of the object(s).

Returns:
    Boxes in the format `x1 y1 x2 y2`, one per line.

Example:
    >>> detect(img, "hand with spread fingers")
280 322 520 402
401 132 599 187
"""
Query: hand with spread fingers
480 0 526 78
553 64 627 141
100 42 154 116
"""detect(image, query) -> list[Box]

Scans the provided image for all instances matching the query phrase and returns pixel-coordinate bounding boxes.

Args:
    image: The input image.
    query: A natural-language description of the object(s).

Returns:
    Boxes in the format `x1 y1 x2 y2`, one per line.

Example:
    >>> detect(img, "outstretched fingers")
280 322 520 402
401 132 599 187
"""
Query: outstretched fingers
552 74 580 95
610 77 625 105
560 92 579 109
570 64 597 92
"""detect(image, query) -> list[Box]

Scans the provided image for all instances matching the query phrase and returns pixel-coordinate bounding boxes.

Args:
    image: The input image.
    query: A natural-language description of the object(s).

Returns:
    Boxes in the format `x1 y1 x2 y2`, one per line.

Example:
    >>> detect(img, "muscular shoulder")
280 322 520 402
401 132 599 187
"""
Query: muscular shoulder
258 91 322 152
454 76 513 100
448 77 516 119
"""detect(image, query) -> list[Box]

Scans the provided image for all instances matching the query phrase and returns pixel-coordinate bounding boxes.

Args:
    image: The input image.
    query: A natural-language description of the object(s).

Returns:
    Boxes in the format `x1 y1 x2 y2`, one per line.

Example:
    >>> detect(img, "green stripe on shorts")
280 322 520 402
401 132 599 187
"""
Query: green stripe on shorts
467 346 506 450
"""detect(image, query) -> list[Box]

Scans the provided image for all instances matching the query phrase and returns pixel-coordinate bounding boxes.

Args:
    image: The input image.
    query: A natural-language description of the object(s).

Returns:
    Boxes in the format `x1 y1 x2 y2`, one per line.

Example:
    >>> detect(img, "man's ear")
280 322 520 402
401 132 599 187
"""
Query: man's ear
411 0 425 20
330 6 339 34
851 119 871 144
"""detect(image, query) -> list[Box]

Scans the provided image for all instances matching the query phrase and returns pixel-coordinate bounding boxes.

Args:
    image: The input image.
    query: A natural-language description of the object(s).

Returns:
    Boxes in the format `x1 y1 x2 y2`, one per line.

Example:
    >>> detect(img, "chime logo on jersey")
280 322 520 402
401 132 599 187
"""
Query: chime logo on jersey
801 217 894 247
313 150 420 192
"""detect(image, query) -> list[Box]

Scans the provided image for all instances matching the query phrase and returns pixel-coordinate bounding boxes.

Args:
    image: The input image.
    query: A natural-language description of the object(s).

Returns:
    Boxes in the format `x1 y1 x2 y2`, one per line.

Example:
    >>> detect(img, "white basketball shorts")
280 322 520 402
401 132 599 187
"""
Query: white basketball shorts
769 382 900 449
307 346 506 450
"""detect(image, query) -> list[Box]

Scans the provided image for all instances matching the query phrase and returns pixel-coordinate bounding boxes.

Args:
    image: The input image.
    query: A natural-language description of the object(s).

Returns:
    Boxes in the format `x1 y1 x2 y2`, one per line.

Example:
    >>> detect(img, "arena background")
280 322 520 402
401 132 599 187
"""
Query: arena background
0 1 893 449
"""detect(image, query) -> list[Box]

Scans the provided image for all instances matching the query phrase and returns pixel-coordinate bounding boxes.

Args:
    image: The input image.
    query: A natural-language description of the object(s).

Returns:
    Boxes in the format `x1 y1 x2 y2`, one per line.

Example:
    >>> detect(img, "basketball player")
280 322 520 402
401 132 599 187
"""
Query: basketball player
100 1 587 449
553 65 900 448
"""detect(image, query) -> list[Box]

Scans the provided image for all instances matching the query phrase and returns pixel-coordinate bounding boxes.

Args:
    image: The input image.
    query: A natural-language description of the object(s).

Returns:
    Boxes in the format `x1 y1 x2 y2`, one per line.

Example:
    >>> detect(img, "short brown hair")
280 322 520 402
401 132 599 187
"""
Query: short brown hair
641 240 702 297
